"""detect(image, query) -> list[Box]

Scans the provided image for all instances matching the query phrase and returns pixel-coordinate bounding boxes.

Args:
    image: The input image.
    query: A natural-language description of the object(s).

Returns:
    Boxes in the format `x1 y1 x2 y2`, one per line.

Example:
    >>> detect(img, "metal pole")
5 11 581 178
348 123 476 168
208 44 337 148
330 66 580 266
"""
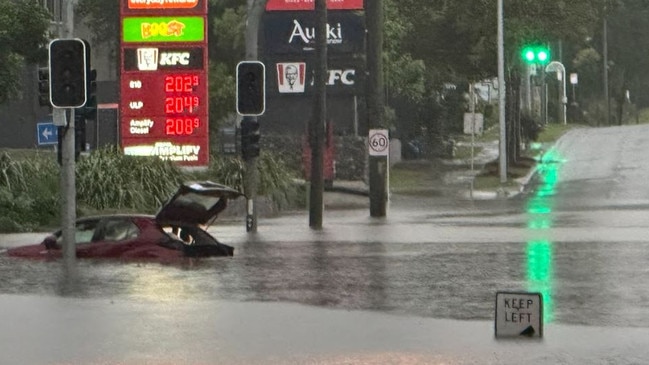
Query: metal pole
603 15 610 126
541 70 547 124
470 83 475 199
561 69 567 124
367 0 388 217
60 0 76 263
498 0 507 184
243 0 264 232
309 0 326 228
523 65 532 113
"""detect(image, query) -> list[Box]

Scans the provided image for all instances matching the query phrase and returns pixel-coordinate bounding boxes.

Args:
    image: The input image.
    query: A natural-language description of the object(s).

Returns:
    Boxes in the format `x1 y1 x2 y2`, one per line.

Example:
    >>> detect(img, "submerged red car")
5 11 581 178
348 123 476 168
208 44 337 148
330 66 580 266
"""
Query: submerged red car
6 181 243 261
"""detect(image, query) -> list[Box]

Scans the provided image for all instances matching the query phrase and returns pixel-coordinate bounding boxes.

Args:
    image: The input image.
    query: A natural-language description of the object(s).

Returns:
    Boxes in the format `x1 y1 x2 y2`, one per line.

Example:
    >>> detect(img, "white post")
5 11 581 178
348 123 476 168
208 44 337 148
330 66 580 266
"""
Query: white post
545 61 567 124
498 0 507 184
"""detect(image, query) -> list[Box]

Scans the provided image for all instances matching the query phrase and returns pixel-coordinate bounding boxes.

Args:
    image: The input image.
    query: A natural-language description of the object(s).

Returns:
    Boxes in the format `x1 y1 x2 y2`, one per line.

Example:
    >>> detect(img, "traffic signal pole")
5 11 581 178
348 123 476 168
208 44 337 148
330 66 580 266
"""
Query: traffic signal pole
60 108 76 263
241 0 264 233
60 0 77 263
50 35 91 263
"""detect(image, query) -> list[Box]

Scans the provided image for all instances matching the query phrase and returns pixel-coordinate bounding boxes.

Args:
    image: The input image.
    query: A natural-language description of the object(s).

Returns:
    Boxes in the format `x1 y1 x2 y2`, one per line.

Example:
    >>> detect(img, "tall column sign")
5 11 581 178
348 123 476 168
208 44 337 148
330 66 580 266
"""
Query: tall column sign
120 0 209 167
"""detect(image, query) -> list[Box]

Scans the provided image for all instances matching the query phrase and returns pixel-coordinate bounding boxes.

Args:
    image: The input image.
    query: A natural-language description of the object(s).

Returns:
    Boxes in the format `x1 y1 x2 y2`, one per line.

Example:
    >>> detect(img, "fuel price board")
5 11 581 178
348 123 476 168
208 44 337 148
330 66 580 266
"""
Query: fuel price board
120 0 209 167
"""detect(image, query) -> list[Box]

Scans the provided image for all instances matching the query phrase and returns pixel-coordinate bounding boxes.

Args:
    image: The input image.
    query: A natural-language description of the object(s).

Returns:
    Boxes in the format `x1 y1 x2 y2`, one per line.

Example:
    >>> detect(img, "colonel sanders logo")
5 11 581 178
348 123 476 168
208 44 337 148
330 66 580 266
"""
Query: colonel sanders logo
277 62 306 93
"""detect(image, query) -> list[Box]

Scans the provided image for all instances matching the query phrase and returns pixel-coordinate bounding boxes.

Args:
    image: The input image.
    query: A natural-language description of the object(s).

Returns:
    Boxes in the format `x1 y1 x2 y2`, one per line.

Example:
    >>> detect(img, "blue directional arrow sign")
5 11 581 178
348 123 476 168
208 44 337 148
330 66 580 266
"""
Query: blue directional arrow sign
37 122 58 145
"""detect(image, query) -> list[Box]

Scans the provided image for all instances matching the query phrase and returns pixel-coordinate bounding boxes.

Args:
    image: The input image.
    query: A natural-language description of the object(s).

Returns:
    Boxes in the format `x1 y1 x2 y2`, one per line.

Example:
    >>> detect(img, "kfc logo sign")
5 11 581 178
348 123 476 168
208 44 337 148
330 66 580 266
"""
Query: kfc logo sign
123 47 204 71
277 62 306 93
326 69 355 86
159 52 190 66
276 62 357 94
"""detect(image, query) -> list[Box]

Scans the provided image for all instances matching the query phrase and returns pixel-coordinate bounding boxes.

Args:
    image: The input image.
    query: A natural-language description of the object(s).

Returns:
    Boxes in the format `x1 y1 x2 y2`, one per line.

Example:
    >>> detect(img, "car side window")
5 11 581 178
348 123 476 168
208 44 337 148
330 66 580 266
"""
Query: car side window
74 219 101 244
97 218 140 242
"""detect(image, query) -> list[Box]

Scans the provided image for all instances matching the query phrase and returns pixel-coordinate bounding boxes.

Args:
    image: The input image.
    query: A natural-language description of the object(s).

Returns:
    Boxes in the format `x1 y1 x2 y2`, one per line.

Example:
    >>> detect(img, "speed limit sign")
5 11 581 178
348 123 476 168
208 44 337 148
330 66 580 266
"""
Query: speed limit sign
368 129 389 156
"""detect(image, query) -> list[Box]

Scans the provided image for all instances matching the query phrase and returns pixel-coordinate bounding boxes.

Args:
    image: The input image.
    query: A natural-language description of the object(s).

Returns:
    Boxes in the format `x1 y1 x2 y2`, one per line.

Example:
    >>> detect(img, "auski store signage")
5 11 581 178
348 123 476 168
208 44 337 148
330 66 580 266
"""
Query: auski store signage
263 12 365 54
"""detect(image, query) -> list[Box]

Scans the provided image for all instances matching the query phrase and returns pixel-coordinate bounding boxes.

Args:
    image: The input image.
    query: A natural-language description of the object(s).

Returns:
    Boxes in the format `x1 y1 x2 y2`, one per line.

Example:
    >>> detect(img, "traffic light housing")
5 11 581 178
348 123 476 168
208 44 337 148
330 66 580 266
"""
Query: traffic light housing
75 115 87 159
77 68 97 120
236 61 265 116
56 116 87 165
521 44 551 65
38 67 50 107
240 118 260 160
49 38 87 108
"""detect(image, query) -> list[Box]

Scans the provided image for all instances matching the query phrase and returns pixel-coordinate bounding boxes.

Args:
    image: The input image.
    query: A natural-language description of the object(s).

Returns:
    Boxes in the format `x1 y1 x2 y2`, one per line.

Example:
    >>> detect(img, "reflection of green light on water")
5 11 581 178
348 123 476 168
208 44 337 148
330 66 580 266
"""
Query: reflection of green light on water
524 148 563 324
535 184 556 197
527 215 552 229
542 167 558 185
527 197 552 214
527 240 554 322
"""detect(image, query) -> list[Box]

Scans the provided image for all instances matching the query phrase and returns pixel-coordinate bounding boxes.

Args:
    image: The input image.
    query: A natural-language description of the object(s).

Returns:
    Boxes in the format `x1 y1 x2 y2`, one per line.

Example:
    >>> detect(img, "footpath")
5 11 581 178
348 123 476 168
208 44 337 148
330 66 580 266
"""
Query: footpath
322 138 537 210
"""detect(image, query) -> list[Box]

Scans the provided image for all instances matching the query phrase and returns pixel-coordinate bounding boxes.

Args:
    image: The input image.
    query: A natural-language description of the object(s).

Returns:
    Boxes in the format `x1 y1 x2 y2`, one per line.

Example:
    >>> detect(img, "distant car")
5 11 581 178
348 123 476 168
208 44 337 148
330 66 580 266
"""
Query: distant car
6 181 243 261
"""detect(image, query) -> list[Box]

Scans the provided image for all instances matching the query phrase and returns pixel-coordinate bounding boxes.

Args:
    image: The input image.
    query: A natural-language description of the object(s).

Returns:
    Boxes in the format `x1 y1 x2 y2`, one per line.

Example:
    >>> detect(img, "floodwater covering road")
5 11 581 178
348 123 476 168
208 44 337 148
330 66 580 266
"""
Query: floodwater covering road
2 124 649 364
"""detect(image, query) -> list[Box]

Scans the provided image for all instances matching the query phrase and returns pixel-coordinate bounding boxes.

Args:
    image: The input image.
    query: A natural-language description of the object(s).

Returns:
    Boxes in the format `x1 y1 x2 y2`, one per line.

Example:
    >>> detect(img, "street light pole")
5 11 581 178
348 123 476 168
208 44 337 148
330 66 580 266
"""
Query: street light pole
545 61 567 124
603 14 610 126
498 0 507 184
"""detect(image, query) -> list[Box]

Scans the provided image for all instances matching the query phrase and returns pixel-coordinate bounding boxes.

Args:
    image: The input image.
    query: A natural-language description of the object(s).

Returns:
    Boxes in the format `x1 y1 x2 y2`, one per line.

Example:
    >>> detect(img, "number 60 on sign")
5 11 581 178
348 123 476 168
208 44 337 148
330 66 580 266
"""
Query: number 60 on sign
369 129 389 156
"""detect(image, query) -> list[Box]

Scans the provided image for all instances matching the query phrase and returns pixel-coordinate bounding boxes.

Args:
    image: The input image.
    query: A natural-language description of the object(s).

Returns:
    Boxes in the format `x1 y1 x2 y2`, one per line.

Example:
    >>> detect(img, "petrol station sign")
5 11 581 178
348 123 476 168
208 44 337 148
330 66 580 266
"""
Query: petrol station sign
265 0 363 11
122 0 207 14
120 0 209 167
122 16 205 43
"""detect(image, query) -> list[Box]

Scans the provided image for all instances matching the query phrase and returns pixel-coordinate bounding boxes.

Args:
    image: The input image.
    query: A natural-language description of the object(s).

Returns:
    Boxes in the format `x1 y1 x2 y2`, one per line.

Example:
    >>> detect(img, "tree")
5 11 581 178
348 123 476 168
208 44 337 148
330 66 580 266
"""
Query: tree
387 0 603 164
0 0 50 105
604 0 649 124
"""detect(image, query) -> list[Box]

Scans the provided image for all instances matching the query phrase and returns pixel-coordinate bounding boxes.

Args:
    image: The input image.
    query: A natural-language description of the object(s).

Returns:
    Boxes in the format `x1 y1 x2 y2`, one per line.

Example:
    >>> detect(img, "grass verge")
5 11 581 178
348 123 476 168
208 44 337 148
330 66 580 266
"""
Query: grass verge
473 123 581 189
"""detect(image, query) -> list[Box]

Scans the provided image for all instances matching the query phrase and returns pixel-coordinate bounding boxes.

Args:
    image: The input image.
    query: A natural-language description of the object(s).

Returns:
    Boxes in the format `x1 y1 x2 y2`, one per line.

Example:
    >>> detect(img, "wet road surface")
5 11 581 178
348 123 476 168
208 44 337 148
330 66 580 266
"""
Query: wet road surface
3 125 649 363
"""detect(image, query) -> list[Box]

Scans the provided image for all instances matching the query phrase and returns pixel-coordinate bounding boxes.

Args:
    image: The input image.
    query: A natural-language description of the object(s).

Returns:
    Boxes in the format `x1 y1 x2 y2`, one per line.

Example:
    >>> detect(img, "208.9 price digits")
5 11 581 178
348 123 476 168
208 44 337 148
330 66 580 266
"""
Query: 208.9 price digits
165 118 200 136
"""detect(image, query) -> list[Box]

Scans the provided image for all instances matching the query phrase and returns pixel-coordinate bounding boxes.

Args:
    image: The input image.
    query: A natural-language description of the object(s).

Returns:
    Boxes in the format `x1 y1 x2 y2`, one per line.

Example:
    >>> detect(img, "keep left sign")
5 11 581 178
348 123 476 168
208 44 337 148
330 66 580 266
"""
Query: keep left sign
495 292 543 338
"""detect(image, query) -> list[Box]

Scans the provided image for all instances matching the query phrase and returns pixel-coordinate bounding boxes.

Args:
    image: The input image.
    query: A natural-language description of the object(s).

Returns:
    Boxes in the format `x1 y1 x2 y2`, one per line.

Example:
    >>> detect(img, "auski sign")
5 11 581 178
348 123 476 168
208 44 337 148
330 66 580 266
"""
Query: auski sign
263 12 365 54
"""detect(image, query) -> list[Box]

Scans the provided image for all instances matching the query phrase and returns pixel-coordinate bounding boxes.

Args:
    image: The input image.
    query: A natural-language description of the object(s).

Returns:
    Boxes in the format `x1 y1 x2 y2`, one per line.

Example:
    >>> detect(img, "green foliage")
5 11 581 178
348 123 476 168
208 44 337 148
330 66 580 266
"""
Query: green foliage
256 153 301 210
0 0 50 105
76 0 120 49
0 146 300 232
76 146 185 213
520 113 542 143
201 152 301 210
212 6 246 64
0 151 59 231
208 62 236 128
204 154 245 190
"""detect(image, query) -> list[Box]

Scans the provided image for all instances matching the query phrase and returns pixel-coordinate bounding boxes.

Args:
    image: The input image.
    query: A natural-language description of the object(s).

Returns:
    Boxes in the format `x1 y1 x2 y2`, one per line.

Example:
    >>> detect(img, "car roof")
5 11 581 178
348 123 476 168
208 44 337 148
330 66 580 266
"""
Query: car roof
155 181 243 226
77 214 155 221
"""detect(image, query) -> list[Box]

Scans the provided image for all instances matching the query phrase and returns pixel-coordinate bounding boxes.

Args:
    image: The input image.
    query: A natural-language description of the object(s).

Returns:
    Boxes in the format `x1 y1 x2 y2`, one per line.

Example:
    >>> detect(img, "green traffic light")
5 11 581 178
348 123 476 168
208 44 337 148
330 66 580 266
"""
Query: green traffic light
521 45 551 65
521 47 535 63
537 49 549 64
525 50 535 62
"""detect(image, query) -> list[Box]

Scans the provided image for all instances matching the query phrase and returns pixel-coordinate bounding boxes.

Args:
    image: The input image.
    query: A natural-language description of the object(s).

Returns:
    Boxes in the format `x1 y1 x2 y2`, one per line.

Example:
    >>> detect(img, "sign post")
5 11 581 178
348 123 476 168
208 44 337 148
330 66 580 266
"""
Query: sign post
495 291 543 338
368 129 389 210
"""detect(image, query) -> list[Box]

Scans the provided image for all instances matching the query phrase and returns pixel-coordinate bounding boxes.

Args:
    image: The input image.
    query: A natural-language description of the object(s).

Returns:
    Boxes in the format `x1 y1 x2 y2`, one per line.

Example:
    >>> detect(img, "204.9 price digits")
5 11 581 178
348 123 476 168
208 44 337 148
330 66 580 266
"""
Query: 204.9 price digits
165 96 199 114
166 118 200 136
